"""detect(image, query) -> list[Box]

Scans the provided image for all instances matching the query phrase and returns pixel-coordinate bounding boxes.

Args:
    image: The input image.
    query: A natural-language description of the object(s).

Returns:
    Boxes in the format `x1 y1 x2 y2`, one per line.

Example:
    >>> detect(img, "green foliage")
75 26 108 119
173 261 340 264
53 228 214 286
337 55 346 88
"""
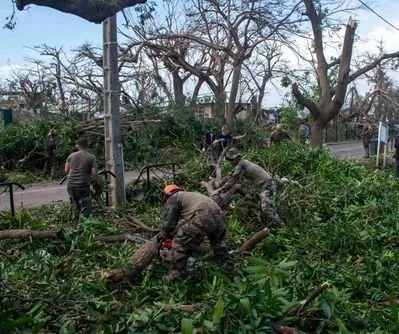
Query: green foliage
2 123 399 333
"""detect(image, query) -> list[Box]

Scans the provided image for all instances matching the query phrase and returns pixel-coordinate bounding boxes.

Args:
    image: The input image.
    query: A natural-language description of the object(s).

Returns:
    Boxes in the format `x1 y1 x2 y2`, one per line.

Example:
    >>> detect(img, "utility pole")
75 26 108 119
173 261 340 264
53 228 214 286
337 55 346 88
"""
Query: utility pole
103 15 125 207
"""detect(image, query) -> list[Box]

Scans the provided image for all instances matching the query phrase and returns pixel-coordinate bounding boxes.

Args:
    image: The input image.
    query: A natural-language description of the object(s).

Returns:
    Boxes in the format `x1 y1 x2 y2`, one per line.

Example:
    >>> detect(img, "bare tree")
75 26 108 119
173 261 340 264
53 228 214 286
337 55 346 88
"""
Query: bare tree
242 41 285 122
9 62 56 115
124 0 301 124
291 0 399 146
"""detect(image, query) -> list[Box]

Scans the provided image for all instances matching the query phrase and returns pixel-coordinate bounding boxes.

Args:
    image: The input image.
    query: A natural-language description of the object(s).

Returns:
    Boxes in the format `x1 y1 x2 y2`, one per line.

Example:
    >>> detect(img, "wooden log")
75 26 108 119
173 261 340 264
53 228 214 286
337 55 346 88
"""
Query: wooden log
0 229 62 240
234 228 269 255
101 236 159 283
101 226 269 284
286 282 331 316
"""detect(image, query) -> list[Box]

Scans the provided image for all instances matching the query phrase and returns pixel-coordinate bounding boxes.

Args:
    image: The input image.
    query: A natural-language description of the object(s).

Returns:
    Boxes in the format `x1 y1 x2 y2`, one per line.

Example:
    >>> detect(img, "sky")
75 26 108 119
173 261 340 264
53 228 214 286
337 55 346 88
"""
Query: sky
1 0 399 107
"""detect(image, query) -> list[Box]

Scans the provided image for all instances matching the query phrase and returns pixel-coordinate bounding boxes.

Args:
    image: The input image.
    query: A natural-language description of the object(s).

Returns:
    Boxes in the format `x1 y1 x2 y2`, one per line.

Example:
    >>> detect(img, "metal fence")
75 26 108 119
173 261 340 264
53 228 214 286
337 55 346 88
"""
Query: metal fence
324 121 360 143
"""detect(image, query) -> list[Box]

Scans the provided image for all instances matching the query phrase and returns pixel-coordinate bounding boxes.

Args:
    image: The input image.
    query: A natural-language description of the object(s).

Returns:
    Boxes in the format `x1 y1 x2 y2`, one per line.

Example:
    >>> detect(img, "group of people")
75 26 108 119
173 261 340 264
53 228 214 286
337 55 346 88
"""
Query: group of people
159 144 286 282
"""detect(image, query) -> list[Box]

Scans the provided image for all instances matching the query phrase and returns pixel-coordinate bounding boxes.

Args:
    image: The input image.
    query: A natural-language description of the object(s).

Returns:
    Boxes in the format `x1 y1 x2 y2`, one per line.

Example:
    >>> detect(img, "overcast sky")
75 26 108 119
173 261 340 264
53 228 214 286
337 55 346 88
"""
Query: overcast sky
1 0 398 107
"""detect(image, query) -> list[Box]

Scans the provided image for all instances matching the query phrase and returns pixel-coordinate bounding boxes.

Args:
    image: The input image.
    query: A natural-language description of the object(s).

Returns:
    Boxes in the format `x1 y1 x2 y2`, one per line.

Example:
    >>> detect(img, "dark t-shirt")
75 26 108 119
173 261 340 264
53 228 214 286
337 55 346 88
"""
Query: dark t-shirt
45 137 56 156
217 134 233 150
270 130 292 144
66 151 97 186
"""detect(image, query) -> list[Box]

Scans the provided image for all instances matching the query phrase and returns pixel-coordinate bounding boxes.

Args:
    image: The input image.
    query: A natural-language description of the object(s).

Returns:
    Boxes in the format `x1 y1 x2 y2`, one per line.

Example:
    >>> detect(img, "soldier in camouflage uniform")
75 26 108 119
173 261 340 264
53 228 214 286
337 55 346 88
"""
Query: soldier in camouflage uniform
159 185 234 282
64 138 102 222
212 148 283 225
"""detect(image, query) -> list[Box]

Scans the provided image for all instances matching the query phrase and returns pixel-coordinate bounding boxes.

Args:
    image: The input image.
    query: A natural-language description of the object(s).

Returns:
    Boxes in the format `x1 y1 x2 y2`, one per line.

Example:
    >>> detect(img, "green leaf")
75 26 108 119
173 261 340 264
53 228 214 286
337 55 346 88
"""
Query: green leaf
213 296 225 324
276 260 297 270
181 318 193 334
321 302 332 319
335 317 349 334
240 298 252 316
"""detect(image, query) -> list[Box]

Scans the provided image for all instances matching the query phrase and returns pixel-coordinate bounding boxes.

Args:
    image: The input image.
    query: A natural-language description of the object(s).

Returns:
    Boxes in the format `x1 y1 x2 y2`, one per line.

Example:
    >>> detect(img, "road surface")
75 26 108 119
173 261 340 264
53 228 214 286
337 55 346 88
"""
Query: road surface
325 140 365 157
0 141 373 212
0 169 174 212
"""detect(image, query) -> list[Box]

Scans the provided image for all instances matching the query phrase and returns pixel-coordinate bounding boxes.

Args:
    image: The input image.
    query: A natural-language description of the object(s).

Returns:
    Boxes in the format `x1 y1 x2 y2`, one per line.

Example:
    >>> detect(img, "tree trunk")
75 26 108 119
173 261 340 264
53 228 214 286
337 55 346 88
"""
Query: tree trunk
214 90 226 120
311 119 326 147
190 78 204 104
226 65 242 127
172 72 185 107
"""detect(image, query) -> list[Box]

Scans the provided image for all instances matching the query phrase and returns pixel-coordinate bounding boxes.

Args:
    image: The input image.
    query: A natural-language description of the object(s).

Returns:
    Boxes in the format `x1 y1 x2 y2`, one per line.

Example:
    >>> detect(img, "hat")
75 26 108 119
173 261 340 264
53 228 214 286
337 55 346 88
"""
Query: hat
162 184 182 204
225 148 241 160
162 184 182 196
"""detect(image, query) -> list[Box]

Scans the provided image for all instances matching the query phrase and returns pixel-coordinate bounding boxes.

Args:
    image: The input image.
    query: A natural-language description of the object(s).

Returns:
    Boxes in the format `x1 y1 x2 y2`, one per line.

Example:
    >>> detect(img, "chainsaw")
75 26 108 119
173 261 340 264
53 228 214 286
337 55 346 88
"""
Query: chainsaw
158 239 173 261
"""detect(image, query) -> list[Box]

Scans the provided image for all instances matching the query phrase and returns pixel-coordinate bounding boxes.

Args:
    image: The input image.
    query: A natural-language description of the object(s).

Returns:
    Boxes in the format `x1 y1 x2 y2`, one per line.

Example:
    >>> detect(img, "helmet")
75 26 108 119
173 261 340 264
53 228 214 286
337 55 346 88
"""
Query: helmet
225 148 241 160
162 184 182 203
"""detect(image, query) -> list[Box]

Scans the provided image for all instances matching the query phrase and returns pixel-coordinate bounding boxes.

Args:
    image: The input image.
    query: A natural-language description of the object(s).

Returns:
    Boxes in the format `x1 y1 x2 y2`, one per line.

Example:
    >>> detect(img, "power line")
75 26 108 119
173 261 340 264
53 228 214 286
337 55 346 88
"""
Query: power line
358 0 399 33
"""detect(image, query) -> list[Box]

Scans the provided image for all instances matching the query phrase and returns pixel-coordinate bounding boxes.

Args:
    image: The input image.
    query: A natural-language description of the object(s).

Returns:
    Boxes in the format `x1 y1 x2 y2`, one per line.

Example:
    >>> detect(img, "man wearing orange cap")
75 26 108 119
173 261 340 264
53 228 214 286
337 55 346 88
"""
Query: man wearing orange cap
159 185 234 282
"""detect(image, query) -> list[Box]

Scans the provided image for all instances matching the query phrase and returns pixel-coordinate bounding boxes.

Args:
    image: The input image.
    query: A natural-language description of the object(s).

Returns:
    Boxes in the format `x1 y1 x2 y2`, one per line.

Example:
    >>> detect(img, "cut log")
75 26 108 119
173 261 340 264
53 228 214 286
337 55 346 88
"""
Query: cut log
0 229 62 240
286 282 331 316
101 226 270 284
101 235 159 283
273 325 307 334
234 228 269 255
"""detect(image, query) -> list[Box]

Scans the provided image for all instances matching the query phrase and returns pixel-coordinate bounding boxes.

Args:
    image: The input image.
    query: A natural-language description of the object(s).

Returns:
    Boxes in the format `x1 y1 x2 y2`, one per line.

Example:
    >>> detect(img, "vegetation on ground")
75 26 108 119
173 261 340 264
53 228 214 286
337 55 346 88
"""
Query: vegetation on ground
1 142 399 333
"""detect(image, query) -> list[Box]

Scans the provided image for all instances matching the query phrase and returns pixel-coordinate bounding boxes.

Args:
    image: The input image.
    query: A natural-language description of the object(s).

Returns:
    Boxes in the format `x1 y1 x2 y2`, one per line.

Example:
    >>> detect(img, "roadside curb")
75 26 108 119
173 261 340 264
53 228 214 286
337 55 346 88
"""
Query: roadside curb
324 140 362 146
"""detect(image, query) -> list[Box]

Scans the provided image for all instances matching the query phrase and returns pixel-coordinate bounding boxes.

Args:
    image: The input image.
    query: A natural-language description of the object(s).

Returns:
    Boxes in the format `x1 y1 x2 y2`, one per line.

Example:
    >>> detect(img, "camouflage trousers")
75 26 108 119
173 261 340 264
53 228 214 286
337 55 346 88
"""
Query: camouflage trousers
169 211 234 281
67 184 92 222
362 140 370 157
260 180 283 225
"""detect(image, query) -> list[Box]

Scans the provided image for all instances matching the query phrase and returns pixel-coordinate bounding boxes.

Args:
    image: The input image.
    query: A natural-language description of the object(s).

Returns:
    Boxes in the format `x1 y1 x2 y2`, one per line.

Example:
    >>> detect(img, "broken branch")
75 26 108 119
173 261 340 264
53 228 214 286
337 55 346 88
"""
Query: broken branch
234 228 270 255
96 234 149 244
286 282 331 316
0 229 62 240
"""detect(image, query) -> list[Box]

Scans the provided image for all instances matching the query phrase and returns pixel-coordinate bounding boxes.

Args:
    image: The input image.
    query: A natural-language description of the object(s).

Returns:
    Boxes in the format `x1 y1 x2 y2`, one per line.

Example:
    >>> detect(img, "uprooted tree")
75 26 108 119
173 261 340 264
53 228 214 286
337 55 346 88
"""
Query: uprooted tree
292 0 399 146
15 0 147 23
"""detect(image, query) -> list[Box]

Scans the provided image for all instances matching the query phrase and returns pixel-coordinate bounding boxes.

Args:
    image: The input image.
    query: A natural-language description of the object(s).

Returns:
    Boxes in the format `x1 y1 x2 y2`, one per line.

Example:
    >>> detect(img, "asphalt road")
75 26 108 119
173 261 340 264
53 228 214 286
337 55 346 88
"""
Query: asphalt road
0 169 173 212
325 140 365 157
0 141 371 212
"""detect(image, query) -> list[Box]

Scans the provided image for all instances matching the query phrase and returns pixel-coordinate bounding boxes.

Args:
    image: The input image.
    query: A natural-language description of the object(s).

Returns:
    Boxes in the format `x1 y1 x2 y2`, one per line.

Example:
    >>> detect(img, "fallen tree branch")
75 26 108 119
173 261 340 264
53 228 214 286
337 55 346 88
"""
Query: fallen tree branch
234 228 269 255
101 226 270 284
128 217 158 233
96 234 149 244
273 325 307 334
286 282 331 316
0 229 62 240
101 235 159 283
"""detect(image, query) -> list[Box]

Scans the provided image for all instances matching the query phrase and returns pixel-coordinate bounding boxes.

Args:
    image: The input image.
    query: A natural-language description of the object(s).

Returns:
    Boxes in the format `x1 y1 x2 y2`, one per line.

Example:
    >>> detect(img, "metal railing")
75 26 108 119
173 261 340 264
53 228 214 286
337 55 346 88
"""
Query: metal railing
0 182 25 216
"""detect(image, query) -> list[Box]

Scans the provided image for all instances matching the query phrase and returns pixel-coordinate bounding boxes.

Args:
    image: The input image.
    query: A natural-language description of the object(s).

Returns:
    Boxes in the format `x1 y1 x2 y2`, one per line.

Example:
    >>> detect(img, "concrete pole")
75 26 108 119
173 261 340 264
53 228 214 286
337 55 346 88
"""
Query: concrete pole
103 15 125 207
